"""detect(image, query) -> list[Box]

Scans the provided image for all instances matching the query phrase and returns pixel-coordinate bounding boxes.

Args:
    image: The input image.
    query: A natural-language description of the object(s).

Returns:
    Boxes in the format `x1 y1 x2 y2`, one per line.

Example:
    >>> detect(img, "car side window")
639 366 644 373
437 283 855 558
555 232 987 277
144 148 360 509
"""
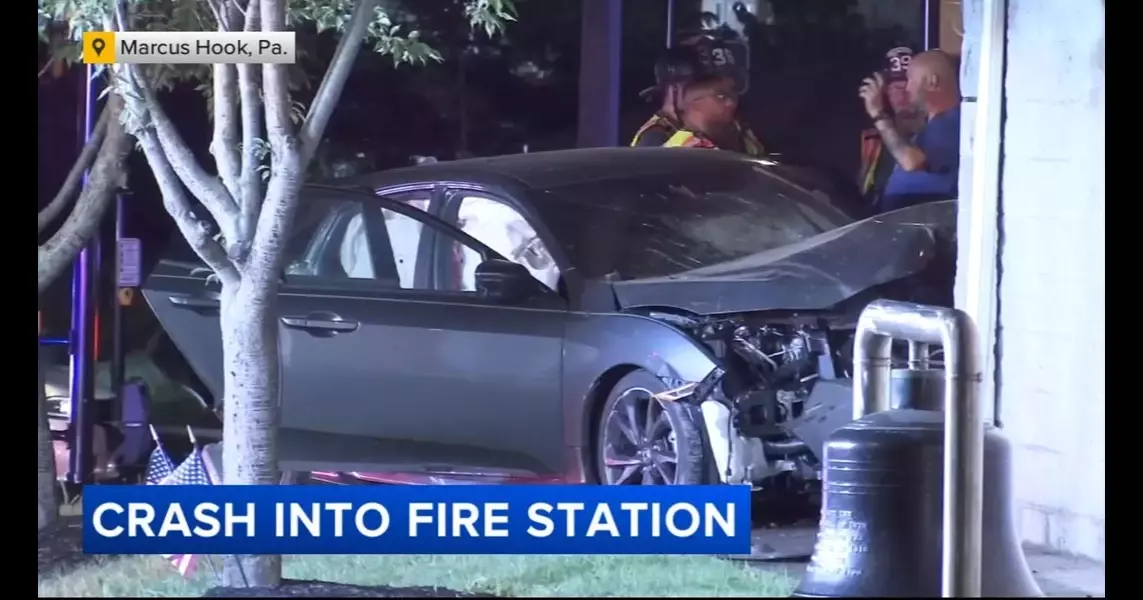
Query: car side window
451 195 560 291
284 195 386 284
283 190 436 291
380 191 432 288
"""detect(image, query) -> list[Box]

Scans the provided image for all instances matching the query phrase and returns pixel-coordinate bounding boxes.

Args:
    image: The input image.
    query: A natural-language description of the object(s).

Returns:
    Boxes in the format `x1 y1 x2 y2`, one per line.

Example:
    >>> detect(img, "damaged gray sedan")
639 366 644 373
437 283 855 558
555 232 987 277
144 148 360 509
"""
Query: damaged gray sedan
144 147 955 489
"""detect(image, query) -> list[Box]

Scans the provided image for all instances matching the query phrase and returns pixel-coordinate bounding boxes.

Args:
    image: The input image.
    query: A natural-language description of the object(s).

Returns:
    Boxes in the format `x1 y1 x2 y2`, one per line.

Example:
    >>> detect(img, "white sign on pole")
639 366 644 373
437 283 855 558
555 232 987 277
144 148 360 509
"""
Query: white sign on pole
118 237 143 288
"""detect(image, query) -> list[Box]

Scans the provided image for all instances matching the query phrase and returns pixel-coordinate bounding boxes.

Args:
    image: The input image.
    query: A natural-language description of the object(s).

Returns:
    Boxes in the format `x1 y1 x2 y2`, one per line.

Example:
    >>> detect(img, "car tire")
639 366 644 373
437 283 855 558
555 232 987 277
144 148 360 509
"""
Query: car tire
594 369 712 485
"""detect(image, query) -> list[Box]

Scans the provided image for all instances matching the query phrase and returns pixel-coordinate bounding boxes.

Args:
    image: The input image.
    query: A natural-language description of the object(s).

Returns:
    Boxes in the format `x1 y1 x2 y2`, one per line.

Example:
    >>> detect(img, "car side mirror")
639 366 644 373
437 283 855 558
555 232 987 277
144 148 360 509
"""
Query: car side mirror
474 258 537 303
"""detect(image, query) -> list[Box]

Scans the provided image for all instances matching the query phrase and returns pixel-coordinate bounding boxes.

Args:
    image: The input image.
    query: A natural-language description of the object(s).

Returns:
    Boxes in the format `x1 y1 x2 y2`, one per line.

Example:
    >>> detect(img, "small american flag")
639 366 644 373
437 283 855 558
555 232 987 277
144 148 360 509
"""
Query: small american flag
143 444 176 485
161 448 213 486
156 446 214 577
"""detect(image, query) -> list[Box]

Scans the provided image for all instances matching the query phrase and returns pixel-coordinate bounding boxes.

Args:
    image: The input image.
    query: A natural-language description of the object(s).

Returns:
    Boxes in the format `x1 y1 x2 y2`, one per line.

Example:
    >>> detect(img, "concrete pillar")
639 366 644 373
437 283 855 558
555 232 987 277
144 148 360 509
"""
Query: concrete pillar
957 0 1106 561
577 0 622 148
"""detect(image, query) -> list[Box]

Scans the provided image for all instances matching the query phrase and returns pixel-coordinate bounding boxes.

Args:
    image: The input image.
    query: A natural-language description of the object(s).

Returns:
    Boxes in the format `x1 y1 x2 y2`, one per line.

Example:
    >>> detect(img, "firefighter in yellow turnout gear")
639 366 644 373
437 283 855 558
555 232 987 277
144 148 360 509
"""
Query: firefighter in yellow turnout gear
631 35 768 158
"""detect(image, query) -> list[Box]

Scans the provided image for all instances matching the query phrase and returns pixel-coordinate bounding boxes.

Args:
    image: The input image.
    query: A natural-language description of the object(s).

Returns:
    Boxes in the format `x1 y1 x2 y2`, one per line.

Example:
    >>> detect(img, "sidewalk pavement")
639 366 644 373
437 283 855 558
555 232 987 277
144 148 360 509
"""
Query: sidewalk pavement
1025 546 1105 598
743 529 1106 598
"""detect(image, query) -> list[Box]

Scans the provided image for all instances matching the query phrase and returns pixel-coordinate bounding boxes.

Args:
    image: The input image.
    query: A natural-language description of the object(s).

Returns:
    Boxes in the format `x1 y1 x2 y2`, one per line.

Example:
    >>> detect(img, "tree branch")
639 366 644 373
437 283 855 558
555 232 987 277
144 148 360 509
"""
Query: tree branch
139 82 242 240
251 0 303 277
211 63 242 203
210 0 243 206
250 135 301 283
115 0 243 255
37 97 130 295
260 0 293 144
136 128 240 288
297 0 381 172
38 106 111 235
237 0 264 255
206 0 236 31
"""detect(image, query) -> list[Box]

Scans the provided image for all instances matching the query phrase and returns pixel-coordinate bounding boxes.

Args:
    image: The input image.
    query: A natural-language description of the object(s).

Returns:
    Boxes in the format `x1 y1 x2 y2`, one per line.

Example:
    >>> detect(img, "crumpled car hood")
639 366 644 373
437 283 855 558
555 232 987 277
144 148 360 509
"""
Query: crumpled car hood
611 200 956 316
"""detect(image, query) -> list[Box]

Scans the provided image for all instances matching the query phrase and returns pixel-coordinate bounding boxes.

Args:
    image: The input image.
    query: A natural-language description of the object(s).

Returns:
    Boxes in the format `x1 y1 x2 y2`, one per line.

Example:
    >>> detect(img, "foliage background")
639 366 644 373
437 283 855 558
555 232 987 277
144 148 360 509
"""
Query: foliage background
37 0 922 354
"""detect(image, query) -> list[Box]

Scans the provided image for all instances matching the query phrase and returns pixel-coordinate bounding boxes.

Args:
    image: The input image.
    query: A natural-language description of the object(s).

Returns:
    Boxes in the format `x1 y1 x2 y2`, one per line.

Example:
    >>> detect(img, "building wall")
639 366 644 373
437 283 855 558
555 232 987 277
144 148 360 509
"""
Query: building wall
957 0 1105 560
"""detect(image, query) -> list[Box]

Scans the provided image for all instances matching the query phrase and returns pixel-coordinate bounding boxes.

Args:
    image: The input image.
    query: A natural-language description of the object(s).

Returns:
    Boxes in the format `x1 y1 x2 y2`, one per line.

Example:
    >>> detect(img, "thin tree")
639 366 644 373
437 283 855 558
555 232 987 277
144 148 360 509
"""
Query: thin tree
41 0 514 586
37 18 136 529
36 101 133 528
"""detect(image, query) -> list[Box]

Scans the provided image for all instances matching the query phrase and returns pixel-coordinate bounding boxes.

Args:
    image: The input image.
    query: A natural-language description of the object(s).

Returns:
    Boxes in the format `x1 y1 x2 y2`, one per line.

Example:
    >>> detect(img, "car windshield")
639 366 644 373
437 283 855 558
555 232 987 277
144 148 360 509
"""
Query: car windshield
529 162 855 280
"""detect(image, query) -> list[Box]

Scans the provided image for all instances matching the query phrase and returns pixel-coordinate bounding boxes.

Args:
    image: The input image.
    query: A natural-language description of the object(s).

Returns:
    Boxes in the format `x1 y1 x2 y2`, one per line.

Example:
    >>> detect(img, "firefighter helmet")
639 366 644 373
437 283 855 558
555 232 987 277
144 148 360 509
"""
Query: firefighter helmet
640 34 750 100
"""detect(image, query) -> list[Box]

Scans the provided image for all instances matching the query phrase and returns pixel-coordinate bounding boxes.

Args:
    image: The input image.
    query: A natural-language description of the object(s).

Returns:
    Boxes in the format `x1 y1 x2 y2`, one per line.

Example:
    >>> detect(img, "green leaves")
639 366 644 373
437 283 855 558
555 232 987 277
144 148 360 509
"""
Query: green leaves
38 0 519 178
372 28 440 66
464 0 517 38
290 1 444 65
39 0 518 69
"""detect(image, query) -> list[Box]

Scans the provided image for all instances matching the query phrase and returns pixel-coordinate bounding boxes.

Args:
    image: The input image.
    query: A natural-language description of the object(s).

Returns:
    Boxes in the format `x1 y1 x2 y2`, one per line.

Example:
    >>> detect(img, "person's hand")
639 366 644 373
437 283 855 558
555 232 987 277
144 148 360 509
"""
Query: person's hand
859 73 887 119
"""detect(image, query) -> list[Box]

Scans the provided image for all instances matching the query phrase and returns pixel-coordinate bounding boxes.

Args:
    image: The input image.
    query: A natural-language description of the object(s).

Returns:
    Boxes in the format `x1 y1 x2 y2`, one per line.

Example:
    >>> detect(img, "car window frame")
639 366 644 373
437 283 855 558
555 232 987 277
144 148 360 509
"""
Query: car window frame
282 193 400 293
288 196 370 280
443 190 562 293
438 185 573 298
279 185 509 299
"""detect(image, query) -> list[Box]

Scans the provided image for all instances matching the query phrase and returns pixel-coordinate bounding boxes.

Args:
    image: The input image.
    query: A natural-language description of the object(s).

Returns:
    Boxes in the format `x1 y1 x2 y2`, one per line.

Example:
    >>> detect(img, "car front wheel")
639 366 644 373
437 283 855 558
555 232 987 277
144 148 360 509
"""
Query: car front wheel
595 370 711 485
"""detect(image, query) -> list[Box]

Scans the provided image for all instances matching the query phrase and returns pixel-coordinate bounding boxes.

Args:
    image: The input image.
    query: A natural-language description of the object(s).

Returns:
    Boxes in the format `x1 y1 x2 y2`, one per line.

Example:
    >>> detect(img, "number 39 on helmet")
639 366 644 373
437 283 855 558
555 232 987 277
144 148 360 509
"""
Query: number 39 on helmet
640 33 751 100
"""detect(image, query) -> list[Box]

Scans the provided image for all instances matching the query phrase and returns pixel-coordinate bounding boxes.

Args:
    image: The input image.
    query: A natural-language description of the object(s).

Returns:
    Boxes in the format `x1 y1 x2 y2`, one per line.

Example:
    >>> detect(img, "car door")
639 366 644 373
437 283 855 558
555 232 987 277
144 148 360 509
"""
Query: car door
426 187 570 472
141 195 369 405
276 186 567 479
141 212 227 400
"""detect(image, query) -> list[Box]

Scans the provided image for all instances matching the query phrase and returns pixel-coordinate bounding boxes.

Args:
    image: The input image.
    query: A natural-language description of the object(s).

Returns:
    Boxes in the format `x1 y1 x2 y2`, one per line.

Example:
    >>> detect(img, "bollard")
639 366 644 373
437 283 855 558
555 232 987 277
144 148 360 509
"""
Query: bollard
853 299 983 598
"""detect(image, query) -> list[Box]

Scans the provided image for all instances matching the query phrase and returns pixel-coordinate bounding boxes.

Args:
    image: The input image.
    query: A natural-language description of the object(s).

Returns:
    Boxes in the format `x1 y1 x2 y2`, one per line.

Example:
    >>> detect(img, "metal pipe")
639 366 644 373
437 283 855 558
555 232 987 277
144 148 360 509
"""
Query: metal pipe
67 64 101 486
908 341 931 370
111 193 127 416
852 299 983 597
665 0 675 48
924 0 942 51
67 247 95 484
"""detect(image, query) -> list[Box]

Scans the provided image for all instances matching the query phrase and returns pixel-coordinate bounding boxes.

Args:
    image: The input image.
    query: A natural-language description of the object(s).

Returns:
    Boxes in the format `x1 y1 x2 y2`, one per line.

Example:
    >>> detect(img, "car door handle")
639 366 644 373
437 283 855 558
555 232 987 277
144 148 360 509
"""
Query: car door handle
169 294 220 309
280 316 359 333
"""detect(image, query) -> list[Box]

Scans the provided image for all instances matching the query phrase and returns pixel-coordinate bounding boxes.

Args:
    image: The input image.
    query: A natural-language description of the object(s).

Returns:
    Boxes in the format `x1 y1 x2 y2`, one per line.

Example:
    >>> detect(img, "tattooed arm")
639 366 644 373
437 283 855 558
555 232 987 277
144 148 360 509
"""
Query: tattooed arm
873 118 927 171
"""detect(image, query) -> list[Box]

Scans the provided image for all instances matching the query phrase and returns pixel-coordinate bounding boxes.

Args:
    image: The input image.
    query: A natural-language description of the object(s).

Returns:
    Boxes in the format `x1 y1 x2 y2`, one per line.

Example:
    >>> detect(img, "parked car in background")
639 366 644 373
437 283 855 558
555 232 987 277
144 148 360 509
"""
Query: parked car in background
144 147 956 490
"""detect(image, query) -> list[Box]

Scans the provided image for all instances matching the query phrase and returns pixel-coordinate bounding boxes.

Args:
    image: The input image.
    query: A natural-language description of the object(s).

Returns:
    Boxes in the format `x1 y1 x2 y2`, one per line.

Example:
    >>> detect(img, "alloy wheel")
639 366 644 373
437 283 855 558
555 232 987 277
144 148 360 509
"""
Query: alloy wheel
600 387 680 485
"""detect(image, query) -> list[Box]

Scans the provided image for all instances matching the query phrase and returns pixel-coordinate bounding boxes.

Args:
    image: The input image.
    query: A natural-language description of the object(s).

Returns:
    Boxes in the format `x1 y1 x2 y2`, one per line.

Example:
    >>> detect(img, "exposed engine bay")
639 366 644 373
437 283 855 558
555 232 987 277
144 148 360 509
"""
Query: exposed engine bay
641 308 864 490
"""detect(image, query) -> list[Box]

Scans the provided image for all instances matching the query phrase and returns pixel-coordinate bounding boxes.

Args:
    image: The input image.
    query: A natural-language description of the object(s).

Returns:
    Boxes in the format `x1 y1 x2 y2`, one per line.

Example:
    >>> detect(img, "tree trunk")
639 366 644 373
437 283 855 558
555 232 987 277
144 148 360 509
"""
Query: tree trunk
37 343 57 531
37 96 131 295
39 107 111 235
219 278 282 587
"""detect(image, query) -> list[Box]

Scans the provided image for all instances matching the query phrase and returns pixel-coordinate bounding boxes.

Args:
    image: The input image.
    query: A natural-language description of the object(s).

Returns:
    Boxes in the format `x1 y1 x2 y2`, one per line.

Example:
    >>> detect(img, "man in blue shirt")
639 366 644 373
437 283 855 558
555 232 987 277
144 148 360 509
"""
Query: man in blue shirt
858 50 962 213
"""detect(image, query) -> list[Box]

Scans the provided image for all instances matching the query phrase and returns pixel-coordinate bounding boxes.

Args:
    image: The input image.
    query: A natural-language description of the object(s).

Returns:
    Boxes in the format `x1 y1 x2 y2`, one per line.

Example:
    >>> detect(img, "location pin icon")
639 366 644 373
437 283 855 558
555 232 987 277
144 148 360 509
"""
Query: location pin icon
92 38 106 56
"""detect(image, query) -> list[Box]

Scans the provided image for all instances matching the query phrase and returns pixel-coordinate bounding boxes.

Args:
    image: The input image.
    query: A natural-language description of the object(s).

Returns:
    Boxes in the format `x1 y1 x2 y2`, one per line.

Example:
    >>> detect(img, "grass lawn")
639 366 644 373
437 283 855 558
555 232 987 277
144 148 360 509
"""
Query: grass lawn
38 553 801 598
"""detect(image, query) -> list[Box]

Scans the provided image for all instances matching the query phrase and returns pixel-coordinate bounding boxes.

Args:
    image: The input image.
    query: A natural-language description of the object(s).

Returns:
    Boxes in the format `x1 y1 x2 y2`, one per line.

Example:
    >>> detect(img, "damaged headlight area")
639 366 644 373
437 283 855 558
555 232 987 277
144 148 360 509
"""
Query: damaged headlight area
649 311 859 491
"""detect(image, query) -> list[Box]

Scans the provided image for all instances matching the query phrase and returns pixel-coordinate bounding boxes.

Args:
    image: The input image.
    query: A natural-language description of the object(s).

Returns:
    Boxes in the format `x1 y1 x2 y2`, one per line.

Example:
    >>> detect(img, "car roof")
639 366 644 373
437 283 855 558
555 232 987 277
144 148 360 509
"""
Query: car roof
344 147 770 193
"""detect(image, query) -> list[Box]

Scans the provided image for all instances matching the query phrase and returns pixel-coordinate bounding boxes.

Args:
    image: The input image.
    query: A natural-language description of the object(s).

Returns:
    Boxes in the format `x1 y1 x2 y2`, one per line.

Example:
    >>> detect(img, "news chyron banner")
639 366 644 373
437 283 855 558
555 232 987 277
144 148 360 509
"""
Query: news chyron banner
83 31 295 65
84 485 752 555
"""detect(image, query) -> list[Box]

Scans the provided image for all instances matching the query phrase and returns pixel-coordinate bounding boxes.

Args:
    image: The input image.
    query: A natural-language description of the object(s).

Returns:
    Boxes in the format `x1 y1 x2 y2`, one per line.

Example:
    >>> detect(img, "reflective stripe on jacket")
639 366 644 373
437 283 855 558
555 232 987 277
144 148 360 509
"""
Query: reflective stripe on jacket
630 114 681 147
631 114 765 156
664 131 717 148
859 128 884 196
